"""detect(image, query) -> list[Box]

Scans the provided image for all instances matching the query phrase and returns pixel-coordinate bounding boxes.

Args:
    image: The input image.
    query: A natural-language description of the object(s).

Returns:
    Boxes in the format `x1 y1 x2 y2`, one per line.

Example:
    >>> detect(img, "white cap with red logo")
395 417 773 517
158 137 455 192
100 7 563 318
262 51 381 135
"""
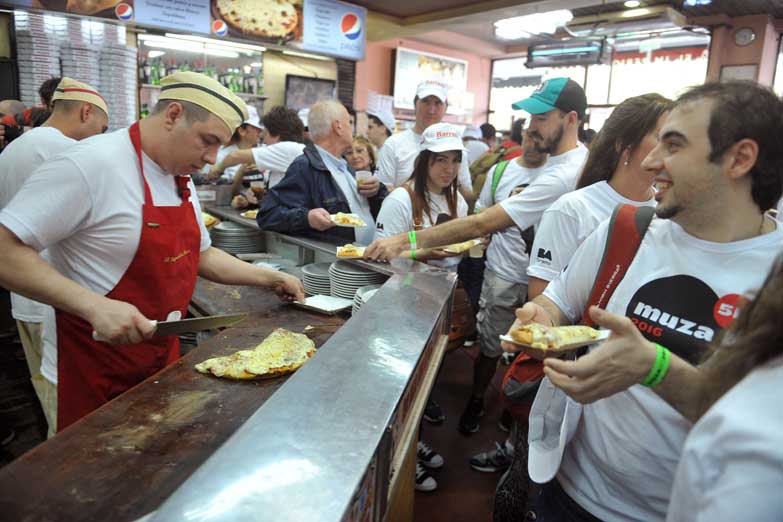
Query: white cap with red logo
416 78 449 103
419 123 466 153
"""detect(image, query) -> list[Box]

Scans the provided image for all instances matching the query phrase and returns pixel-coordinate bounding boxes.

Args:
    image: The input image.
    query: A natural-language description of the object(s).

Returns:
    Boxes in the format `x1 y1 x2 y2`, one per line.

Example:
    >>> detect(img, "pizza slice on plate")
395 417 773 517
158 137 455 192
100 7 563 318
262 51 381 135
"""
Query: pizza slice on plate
510 324 601 350
336 244 366 259
331 212 367 227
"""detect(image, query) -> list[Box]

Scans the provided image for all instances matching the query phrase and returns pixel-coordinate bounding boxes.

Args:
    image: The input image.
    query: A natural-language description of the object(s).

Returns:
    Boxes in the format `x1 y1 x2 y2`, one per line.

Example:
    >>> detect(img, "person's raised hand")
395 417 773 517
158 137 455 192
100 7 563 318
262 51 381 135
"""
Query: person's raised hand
500 301 554 357
542 306 657 404
308 208 335 231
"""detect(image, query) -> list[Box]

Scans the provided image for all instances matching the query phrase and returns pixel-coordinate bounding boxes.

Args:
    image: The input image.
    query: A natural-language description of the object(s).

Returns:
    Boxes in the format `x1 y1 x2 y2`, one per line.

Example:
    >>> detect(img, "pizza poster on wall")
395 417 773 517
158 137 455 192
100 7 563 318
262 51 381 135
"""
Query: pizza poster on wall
209 0 303 44
29 0 135 21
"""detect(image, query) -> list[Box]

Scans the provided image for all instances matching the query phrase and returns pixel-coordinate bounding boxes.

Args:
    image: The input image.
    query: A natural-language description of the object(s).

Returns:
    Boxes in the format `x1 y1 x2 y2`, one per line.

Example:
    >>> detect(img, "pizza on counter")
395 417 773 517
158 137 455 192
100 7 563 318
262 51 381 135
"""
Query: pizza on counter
195 328 316 380
202 212 219 228
510 324 601 350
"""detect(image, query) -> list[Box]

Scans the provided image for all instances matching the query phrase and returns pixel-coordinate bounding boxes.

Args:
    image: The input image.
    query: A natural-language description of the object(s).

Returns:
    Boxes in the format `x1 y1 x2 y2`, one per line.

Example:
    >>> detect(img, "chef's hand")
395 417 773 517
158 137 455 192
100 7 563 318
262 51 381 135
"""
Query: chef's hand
89 298 156 345
272 272 306 303
542 306 657 404
308 208 335 231
357 175 381 198
365 234 408 263
500 301 554 358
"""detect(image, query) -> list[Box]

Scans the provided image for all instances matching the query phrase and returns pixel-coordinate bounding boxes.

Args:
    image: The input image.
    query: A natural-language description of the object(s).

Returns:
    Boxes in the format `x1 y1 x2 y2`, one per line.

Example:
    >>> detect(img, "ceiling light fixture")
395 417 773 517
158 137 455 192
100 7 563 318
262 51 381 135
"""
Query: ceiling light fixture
494 9 573 40
684 0 711 5
624 0 641 7
164 33 266 53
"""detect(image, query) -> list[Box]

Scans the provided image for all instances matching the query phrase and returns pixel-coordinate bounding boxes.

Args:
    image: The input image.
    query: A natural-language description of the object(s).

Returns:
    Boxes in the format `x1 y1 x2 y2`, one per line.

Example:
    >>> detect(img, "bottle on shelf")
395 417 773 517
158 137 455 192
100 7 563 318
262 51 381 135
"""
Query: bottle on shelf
140 103 149 119
141 58 151 85
150 60 160 85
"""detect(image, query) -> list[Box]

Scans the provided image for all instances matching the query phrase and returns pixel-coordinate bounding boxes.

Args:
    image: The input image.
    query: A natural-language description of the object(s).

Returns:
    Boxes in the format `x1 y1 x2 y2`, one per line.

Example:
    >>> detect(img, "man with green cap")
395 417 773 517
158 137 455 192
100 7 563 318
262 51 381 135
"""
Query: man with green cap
0 71 305 432
366 78 588 434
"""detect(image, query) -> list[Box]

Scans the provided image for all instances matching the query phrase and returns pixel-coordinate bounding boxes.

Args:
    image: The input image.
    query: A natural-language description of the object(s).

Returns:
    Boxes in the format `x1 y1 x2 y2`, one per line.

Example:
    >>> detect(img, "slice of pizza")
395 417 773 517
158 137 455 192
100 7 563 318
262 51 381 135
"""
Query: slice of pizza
65 0 119 14
241 209 258 219
331 212 367 227
195 328 316 380
510 324 600 349
336 244 366 259
202 212 219 228
444 238 480 253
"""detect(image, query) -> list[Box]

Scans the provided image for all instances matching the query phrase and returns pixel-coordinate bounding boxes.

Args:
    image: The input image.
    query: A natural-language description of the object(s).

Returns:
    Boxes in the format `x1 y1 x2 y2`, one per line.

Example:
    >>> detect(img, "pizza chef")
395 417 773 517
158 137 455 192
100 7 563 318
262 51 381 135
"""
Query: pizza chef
0 72 305 433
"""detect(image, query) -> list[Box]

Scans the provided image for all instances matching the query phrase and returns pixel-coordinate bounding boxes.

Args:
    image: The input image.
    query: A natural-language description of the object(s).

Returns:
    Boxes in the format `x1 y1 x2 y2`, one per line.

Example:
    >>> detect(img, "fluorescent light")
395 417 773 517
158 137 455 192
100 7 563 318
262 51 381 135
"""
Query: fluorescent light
142 40 239 58
624 0 641 7
148 50 166 58
281 50 332 61
164 33 266 53
249 62 263 68
531 45 600 56
494 9 573 40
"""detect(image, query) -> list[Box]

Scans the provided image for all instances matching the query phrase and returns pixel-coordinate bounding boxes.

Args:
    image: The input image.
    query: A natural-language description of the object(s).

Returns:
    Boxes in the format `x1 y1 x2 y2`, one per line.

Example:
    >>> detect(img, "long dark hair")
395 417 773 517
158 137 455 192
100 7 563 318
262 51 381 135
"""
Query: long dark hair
576 93 671 189
406 149 460 227
701 253 783 416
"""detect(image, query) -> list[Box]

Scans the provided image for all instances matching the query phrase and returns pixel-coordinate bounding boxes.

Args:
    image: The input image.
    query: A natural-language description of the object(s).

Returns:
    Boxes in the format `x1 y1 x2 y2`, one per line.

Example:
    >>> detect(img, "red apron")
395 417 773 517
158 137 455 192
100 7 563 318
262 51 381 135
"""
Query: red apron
55 121 201 431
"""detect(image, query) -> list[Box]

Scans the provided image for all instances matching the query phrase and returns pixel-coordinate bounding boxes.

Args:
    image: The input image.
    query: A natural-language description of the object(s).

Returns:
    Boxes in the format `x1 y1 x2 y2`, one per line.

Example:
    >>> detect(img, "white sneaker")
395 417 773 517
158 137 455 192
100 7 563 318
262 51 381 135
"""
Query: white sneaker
415 461 438 492
417 440 444 469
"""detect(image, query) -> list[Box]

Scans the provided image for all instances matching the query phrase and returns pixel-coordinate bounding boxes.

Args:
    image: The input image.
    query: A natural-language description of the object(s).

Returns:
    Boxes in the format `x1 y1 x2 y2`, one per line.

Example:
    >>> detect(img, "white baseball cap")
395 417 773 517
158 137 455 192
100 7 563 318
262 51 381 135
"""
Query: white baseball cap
368 109 396 132
416 79 449 103
298 107 310 128
243 105 262 129
420 123 466 153
462 125 481 140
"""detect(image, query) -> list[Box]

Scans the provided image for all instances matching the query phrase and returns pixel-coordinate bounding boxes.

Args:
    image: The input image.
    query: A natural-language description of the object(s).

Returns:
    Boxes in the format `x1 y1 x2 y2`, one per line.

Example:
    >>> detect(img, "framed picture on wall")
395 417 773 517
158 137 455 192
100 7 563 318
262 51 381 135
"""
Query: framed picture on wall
392 47 469 115
285 75 337 111
719 64 758 82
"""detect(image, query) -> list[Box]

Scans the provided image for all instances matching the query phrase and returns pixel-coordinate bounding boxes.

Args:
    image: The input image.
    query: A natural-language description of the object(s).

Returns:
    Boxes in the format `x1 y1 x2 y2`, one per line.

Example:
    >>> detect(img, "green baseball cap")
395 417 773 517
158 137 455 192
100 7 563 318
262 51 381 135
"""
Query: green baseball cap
512 77 587 120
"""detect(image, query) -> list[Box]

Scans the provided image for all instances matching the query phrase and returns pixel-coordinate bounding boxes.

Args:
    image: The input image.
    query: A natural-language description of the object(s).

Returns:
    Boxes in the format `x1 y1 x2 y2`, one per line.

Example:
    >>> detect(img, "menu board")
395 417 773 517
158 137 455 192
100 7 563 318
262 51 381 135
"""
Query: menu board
393 47 469 115
136 0 210 34
13 0 365 61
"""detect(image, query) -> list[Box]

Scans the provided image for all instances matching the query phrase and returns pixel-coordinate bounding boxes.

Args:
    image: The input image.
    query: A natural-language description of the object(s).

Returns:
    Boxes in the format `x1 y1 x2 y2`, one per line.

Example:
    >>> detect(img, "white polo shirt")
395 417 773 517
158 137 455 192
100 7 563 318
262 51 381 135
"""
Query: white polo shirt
252 141 306 188
0 127 212 383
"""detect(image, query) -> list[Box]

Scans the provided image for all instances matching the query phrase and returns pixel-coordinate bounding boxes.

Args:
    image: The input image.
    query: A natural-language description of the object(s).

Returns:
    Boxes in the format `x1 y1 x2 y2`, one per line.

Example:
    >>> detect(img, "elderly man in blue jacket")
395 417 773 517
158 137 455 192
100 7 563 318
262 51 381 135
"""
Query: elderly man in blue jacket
258 100 387 245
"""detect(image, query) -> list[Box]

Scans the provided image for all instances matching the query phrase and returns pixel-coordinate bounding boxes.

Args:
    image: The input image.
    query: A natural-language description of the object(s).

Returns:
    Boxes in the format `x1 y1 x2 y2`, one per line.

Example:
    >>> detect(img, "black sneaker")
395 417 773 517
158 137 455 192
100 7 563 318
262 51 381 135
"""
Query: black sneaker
458 396 484 434
423 399 445 424
417 440 444 469
415 461 437 492
470 441 513 472
498 409 513 433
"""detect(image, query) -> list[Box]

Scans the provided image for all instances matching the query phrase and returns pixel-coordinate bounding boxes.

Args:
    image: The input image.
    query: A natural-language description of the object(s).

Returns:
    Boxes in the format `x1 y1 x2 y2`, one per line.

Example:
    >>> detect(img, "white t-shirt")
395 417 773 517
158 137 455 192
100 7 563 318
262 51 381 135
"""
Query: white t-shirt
666 357 783 522
251 141 305 188
465 140 489 165
376 129 472 192
0 127 212 384
0 126 76 322
375 184 468 270
528 181 656 282
541 217 783 522
476 159 546 284
499 144 587 233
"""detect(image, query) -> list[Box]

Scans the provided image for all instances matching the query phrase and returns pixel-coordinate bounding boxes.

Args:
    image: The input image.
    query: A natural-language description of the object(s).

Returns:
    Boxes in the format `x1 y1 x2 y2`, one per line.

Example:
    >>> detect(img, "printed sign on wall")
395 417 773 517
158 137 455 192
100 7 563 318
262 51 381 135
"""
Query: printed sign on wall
301 0 366 61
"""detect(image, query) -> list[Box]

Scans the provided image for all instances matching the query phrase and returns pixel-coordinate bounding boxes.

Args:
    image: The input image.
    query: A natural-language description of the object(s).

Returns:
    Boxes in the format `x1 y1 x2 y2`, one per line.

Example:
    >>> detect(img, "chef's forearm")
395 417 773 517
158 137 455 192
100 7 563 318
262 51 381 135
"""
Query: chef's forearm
416 205 511 249
198 247 285 288
0 225 105 321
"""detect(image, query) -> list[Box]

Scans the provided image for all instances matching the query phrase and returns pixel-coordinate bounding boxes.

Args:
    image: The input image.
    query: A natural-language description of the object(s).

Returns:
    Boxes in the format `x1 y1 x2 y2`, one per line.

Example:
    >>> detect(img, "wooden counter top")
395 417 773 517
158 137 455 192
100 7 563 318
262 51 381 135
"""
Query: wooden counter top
0 279 346 522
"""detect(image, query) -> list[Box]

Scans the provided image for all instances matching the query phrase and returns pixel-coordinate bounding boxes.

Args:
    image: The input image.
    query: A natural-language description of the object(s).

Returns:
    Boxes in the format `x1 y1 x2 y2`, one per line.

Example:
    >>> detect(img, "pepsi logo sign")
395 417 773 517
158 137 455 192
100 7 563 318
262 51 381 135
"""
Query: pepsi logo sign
341 13 362 41
212 20 228 37
115 3 133 21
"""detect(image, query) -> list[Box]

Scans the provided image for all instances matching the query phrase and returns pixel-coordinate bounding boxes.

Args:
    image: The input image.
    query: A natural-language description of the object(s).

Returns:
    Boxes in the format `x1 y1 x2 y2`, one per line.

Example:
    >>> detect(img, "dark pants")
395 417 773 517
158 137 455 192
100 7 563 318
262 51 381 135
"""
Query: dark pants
457 255 485 317
537 480 603 522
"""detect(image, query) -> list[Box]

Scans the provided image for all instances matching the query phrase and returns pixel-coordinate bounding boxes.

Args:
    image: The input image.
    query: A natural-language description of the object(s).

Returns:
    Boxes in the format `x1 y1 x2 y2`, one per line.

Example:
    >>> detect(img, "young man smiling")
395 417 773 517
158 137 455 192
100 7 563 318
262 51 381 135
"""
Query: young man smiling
503 81 783 522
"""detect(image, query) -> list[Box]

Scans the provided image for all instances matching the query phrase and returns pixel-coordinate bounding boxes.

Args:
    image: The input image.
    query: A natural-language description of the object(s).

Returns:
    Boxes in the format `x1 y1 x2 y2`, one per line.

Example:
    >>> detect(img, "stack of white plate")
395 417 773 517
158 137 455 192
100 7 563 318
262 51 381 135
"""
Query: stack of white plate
302 263 332 296
99 44 138 131
352 284 381 315
209 221 265 254
15 30 61 108
329 261 388 300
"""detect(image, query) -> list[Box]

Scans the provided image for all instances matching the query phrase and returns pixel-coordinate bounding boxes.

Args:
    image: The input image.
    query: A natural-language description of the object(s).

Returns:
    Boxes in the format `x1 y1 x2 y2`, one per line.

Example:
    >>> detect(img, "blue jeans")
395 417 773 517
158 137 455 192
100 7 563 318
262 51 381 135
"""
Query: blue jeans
537 480 603 522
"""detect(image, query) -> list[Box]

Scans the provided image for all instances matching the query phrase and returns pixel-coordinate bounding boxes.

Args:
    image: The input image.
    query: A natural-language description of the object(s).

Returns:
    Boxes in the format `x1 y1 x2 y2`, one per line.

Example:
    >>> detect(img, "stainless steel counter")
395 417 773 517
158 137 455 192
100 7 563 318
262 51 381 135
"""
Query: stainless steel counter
150 271 456 521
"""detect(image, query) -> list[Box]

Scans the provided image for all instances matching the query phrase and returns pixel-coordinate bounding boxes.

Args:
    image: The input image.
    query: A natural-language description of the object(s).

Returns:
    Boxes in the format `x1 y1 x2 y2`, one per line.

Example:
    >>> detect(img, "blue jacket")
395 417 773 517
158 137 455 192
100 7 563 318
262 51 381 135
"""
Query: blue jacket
257 143 388 243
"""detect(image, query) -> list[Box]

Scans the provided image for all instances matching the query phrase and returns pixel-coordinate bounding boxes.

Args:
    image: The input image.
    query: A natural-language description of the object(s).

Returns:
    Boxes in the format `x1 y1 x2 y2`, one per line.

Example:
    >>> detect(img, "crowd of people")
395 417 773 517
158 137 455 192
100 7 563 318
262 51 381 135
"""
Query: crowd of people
0 66 781 522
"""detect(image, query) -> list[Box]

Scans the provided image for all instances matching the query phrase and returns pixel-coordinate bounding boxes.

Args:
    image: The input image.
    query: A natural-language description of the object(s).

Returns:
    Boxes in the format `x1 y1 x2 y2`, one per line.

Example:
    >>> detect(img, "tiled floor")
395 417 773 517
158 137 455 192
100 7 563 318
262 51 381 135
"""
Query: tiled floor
415 344 511 522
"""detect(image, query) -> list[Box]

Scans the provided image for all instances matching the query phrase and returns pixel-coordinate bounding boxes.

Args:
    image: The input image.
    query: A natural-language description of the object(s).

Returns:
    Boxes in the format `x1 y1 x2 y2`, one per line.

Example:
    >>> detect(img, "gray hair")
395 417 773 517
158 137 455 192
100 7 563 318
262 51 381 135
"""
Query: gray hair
307 100 345 140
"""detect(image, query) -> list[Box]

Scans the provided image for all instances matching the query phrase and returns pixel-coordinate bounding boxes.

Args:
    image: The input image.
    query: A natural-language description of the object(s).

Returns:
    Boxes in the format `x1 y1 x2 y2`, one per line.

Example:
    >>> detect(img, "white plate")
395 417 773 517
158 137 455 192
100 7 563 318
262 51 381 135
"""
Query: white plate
499 329 611 357
444 238 481 254
329 213 367 228
294 295 353 315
